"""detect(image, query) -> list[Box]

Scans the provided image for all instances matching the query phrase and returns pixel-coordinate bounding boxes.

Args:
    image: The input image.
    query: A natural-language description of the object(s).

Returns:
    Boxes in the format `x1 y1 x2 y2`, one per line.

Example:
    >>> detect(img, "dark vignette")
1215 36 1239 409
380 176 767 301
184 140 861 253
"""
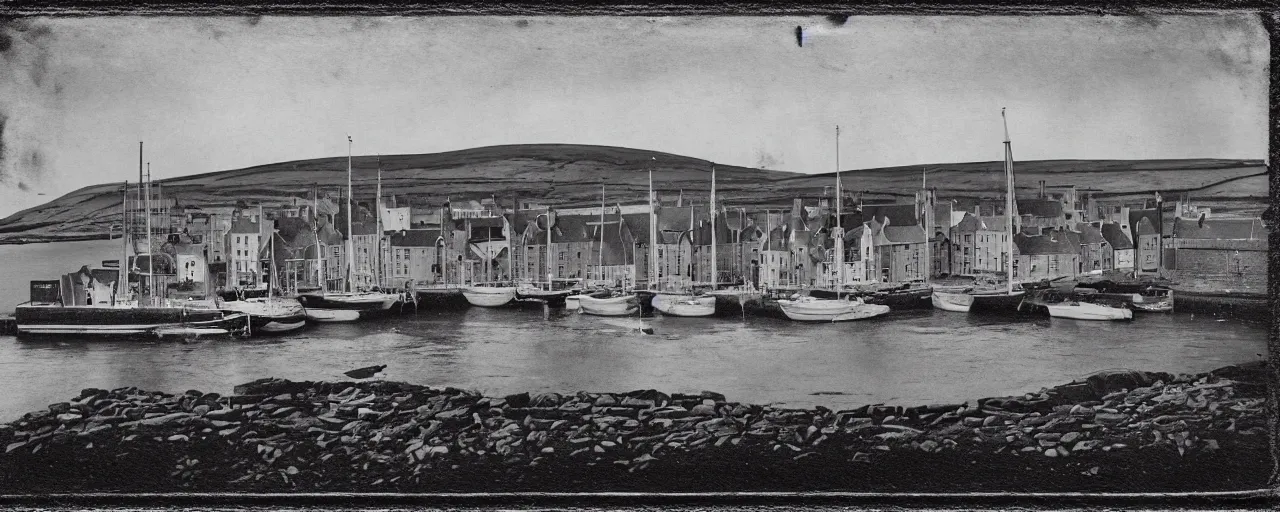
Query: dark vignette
0 0 1275 509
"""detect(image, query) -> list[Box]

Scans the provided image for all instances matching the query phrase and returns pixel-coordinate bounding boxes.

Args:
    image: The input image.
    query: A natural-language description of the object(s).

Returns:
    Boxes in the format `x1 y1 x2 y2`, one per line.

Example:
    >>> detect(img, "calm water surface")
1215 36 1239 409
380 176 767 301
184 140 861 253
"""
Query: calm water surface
0 240 1267 420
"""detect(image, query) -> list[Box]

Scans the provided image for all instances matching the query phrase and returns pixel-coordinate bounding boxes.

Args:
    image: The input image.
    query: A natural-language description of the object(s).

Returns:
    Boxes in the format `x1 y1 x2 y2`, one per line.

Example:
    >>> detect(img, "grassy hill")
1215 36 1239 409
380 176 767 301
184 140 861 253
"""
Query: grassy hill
0 144 1267 244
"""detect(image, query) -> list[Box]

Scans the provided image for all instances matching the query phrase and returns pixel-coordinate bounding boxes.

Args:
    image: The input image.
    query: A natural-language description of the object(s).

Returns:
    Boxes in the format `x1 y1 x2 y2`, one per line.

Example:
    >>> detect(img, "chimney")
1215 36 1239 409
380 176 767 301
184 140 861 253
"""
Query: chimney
1039 180 1046 198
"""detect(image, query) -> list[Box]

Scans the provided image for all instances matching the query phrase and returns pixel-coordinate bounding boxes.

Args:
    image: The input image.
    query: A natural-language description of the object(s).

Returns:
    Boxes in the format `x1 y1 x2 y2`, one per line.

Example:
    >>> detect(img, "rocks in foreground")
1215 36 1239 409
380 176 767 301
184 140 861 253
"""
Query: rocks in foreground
0 362 1268 493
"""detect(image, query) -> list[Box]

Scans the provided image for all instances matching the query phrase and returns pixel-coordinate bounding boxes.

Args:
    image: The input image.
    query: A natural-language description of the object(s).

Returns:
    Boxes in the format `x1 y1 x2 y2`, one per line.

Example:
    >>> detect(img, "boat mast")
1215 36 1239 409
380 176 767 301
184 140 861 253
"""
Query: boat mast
710 165 717 290
598 184 605 285
648 162 657 291
119 180 128 304
145 162 153 305
836 125 843 300
546 207 553 291
259 204 265 291
313 184 324 294
1002 108 1014 295
346 135 355 293
376 155 383 289
923 167 930 285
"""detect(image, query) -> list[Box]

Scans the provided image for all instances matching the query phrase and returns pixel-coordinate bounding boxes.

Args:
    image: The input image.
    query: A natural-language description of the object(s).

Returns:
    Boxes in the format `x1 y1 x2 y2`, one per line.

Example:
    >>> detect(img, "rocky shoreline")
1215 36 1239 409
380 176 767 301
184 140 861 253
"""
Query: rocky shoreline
0 362 1268 493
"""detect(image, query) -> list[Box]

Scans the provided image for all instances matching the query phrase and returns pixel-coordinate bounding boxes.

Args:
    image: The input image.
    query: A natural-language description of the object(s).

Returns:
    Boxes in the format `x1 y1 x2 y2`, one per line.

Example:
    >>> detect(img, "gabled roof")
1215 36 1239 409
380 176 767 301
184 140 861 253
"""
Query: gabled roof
1073 222 1107 245
230 217 259 234
952 212 983 233
550 215 595 244
391 229 443 247
762 226 788 251
316 221 344 246
1171 217 1263 240
883 225 927 244
621 213 652 246
978 216 1008 232
723 209 748 231
350 221 378 236
862 204 918 227
1014 233 1078 256
1129 209 1162 236
1017 199 1064 219
656 206 694 232
1133 216 1158 236
1100 223 1133 250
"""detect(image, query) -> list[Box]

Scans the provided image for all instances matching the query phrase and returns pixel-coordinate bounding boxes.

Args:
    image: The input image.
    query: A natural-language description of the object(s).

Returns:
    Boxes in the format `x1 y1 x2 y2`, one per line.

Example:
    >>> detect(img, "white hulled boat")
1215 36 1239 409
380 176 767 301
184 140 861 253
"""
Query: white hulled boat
651 293 716 317
1046 301 1133 321
299 136 399 322
220 226 308 333
932 108 1025 314
463 284 518 307
777 295 889 322
578 294 639 316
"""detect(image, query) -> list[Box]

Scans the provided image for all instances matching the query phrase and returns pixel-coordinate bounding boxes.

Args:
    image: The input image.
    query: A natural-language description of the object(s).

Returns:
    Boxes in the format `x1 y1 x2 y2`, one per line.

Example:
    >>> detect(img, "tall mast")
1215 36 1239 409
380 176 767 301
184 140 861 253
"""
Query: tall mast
145 162 153 304
598 184 605 284
710 165 717 289
1002 108 1014 294
313 184 324 293
346 136 355 293
648 162 657 291
835 125 844 299
376 155 383 289
546 207 553 290
119 181 128 303
258 204 265 290
922 167 930 284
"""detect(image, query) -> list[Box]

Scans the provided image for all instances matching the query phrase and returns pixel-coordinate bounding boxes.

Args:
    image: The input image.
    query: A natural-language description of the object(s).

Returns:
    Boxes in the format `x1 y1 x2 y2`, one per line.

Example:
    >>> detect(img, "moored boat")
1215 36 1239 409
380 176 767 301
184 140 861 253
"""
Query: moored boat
462 285 518 307
15 302 250 338
578 294 639 316
931 290 975 312
297 291 399 322
777 296 889 322
1046 301 1133 321
219 297 308 333
651 293 716 317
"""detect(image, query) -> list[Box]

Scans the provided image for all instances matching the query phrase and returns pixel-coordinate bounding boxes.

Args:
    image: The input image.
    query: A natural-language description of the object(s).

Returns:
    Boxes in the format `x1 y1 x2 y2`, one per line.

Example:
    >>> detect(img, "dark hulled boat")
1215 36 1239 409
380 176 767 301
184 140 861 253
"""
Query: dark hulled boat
15 302 250 338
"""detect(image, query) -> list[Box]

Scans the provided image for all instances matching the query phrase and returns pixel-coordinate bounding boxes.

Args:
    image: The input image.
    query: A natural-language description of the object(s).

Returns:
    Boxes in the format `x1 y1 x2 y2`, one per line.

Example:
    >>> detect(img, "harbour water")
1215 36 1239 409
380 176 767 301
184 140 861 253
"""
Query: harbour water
0 240 1267 420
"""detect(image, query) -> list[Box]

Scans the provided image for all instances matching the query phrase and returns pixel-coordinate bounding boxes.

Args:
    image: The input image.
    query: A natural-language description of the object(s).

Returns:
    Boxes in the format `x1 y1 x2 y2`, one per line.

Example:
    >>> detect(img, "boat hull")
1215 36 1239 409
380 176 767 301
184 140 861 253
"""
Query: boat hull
462 287 518 307
651 294 716 317
14 305 249 338
931 291 974 313
220 298 308 334
578 295 639 317
1047 303 1133 321
969 290 1028 313
777 299 887 322
296 292 399 322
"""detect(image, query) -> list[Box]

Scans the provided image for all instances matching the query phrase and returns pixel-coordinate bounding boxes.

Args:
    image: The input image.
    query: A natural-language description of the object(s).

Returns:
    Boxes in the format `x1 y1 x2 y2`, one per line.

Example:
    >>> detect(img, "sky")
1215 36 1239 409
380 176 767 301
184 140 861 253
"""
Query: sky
0 15 1268 217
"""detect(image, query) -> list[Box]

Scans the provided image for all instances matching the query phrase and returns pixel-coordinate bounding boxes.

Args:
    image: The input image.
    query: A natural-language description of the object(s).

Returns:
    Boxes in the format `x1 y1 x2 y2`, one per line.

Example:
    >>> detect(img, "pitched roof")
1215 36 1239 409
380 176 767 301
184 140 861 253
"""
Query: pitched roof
621 213 652 246
1017 199 1064 219
953 212 983 233
350 220 378 236
230 217 259 234
978 215 1009 231
862 203 918 227
1073 222 1107 245
1100 223 1133 250
1171 217 1264 240
656 206 695 232
1013 233 1078 256
883 225 927 244
550 215 595 244
391 229 443 247
1128 209 1162 236
1133 216 1158 236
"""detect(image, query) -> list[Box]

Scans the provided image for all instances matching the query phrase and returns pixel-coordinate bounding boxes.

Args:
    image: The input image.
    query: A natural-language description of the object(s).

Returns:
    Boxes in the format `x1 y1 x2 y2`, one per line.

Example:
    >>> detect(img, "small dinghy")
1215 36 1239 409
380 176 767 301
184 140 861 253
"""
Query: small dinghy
462 285 518 308
651 293 716 317
1046 301 1133 321
777 296 889 322
578 294 639 317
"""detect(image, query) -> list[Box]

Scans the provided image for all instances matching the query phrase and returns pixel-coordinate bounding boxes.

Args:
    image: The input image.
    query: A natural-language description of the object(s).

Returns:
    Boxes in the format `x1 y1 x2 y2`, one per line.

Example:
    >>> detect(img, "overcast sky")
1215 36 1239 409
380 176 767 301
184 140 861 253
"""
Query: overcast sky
0 15 1268 217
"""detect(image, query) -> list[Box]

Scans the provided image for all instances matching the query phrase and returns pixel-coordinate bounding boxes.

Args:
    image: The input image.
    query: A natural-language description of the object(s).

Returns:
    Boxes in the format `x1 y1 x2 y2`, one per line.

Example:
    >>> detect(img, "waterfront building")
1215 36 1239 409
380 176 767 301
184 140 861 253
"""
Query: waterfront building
866 217 928 283
1166 216 1267 293
547 214 598 282
227 212 262 288
975 215 1009 275
1012 230 1080 281
1072 222 1109 274
1128 208 1164 275
843 224 873 283
1100 222 1135 271
948 212 983 276
1016 198 1069 232
787 199 818 287
654 205 696 289
388 228 446 286
349 219 379 290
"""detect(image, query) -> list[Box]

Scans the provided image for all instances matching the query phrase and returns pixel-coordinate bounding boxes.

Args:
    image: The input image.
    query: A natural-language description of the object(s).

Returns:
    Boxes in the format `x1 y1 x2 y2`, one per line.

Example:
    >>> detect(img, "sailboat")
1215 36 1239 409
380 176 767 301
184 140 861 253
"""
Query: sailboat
462 200 518 307
515 209 578 305
578 185 640 317
297 136 400 322
777 126 890 323
15 145 249 338
220 214 308 334
932 109 1027 313
651 165 716 317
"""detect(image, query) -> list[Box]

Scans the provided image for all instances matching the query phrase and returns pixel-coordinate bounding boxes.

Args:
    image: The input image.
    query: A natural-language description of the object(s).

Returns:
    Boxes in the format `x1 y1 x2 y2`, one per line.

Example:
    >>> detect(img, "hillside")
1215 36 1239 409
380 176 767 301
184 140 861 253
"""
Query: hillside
0 144 1267 244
